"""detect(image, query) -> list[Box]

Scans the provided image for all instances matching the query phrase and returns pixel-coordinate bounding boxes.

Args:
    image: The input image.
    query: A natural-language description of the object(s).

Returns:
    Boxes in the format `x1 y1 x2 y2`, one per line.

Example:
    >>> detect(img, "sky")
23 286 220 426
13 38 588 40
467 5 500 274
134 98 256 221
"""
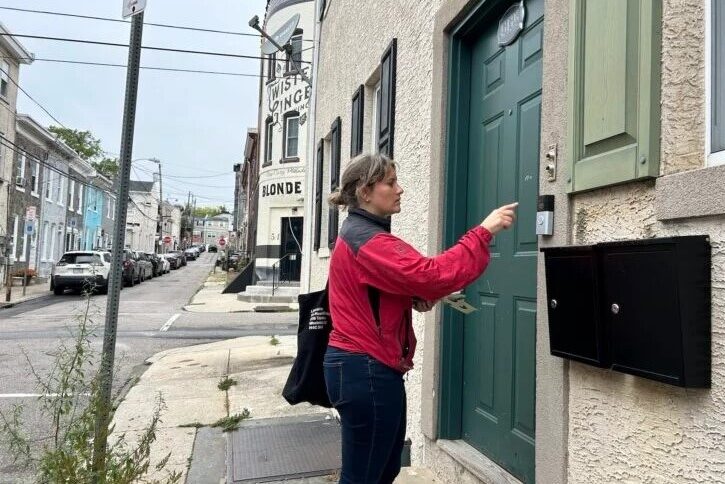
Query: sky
1 0 268 208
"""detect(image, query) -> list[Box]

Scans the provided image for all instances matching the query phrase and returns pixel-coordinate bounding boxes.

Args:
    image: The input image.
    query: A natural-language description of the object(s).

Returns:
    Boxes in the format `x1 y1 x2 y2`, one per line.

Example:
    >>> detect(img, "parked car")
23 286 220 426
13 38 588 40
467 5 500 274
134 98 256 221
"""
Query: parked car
184 247 198 261
159 256 171 273
132 251 154 281
52 251 111 295
170 251 187 266
162 253 180 270
145 252 164 277
208 245 218 253
122 249 140 286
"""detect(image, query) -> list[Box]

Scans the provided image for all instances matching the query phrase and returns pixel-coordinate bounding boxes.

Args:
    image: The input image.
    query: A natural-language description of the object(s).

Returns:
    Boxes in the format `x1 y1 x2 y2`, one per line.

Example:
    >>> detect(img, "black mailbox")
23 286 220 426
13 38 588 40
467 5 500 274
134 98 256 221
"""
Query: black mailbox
542 236 711 388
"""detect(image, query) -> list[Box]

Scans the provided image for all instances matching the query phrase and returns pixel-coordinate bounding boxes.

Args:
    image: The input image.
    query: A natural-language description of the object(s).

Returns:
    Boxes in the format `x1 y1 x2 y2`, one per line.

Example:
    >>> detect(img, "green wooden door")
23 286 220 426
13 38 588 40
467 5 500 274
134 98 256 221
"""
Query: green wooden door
461 2 542 482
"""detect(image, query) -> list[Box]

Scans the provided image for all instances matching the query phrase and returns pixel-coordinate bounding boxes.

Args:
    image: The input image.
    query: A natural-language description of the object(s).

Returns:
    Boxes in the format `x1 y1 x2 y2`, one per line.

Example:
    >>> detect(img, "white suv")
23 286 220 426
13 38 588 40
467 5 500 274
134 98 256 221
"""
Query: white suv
51 251 112 295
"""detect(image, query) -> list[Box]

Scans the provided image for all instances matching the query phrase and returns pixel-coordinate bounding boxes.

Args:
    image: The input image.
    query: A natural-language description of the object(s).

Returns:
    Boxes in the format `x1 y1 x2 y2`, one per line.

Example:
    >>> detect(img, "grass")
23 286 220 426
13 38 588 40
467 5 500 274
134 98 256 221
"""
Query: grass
178 422 204 429
210 409 251 432
269 335 280 346
217 376 238 391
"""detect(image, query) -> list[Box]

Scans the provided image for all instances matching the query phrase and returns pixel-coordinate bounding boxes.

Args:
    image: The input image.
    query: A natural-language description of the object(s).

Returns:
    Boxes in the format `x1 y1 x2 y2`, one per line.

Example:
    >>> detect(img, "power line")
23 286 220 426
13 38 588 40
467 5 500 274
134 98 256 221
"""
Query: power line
0 6 314 42
0 63 67 128
0 33 312 64
25 57 269 78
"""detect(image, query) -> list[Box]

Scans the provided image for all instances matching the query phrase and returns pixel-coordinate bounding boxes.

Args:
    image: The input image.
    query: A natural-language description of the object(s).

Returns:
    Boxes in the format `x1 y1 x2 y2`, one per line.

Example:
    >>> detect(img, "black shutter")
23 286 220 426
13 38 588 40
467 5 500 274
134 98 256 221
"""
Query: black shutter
351 85 365 157
328 117 342 248
313 140 324 251
377 39 397 157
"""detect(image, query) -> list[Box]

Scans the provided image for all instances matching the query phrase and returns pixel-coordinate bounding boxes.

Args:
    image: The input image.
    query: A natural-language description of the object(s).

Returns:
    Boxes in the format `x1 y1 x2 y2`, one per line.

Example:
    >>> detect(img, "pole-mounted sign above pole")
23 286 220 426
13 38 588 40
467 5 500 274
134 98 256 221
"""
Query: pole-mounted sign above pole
122 0 147 18
260 14 300 55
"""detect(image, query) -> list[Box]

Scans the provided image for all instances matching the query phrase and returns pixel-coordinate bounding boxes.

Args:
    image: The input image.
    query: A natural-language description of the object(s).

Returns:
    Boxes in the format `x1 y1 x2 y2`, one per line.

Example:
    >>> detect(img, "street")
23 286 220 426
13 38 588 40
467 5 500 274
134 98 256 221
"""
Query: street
0 252 297 482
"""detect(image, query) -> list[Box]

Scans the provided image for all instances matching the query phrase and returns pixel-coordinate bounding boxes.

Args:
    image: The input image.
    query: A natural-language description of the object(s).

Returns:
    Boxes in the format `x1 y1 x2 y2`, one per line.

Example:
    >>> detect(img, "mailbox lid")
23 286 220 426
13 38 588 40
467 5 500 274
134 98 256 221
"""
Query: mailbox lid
542 246 608 367
601 242 685 385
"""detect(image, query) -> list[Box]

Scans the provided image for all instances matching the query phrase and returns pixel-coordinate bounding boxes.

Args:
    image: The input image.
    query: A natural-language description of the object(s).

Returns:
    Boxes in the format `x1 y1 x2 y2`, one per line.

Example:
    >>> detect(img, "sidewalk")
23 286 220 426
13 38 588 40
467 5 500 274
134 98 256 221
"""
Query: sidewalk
112 272 437 483
183 270 299 313
0 279 50 308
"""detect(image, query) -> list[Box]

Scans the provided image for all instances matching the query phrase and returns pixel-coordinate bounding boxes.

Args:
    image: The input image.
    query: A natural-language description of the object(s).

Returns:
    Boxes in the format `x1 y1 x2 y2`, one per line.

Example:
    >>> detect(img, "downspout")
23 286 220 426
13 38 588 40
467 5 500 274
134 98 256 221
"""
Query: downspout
300 0 323 293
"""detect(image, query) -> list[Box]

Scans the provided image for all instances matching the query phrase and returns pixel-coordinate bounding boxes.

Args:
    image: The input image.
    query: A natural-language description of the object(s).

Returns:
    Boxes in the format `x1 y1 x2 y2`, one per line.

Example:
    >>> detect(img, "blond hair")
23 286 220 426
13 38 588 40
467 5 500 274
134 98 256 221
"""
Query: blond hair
328 153 396 209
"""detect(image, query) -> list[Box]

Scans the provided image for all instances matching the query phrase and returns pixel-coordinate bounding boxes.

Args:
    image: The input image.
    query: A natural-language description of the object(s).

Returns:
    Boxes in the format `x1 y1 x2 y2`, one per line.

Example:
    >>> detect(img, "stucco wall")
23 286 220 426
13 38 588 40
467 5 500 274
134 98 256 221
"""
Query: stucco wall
309 0 443 466
564 1 725 482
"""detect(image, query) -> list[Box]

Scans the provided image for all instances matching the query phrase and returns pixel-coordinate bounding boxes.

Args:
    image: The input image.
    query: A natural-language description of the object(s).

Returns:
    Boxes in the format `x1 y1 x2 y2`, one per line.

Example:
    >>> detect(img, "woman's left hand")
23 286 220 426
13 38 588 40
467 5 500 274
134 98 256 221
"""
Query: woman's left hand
413 299 436 312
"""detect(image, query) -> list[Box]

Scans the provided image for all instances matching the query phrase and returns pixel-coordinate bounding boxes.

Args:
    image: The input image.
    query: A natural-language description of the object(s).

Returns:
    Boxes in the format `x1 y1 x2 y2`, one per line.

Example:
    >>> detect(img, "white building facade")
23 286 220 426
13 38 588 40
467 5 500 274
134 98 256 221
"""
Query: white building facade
253 0 314 282
126 180 159 253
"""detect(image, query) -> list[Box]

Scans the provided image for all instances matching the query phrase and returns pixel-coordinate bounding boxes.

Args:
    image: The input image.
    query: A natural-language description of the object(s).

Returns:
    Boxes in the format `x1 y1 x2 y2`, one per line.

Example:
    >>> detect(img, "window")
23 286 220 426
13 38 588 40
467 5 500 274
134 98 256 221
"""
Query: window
77 185 83 212
377 39 397 157
31 161 39 195
68 180 75 210
328 117 342 248
283 112 300 160
285 30 303 74
45 169 52 200
709 0 725 165
264 117 274 166
12 215 19 261
16 152 26 190
0 61 9 98
371 82 381 152
42 222 50 261
267 53 277 81
351 85 365 157
313 140 324 251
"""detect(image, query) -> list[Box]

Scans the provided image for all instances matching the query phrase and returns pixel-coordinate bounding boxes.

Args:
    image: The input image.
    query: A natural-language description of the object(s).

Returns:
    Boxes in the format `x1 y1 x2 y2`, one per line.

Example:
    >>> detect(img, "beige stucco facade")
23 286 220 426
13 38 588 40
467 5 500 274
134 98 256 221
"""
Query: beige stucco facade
302 0 725 482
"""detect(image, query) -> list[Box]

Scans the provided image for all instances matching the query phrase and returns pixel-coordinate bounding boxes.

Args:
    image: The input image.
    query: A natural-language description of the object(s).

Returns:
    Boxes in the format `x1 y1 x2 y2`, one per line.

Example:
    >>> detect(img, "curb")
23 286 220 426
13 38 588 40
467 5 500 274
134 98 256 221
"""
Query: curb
0 292 53 309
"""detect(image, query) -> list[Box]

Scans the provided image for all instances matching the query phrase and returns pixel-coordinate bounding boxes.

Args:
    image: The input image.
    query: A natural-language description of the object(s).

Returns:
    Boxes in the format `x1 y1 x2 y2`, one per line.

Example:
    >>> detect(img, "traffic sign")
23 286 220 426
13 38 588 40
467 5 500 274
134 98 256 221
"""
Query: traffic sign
24 220 35 235
122 0 147 18
163 235 172 244
25 206 36 221
218 238 226 247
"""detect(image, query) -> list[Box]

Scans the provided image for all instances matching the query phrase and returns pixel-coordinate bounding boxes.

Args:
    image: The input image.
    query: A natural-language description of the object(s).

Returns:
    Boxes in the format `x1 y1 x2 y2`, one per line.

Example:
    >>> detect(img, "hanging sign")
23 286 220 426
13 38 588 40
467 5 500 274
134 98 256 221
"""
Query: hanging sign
497 1 526 47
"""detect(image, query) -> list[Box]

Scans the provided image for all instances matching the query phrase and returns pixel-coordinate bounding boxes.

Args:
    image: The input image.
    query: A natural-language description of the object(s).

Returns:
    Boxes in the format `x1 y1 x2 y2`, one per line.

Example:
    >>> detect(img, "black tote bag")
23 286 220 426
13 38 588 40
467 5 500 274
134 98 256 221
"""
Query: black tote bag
282 285 333 408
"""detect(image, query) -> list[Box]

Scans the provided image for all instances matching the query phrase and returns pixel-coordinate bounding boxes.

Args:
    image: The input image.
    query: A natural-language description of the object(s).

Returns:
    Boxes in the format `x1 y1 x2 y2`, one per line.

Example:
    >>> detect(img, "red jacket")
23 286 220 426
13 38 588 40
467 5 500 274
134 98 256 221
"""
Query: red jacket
328 208 493 373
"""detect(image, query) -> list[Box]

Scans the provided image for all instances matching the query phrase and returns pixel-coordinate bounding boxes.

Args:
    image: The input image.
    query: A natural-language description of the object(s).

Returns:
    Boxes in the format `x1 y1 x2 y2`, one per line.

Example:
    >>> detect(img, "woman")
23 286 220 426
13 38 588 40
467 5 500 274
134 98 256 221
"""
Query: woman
324 153 516 484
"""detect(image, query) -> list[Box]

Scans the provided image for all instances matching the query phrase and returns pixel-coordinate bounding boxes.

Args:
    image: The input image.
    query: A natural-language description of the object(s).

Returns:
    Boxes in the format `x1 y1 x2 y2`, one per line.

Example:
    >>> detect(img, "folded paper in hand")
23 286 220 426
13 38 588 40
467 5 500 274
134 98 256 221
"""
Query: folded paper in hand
442 292 477 314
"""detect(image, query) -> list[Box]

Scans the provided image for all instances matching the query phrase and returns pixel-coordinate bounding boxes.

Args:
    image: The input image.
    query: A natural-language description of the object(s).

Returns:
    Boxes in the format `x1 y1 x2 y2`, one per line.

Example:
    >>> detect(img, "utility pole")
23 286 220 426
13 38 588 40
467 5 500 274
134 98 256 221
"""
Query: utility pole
92 9 144 482
185 190 191 248
191 196 197 246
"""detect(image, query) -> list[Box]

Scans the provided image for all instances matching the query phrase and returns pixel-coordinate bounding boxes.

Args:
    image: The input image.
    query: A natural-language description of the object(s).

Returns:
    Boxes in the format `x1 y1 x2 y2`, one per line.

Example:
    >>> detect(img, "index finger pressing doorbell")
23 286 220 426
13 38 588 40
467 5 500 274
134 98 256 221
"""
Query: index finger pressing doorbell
536 195 554 236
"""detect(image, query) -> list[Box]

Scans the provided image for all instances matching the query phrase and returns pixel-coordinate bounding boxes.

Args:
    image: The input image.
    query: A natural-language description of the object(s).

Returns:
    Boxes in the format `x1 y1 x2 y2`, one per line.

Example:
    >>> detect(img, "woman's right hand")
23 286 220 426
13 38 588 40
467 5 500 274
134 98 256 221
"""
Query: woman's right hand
481 203 518 235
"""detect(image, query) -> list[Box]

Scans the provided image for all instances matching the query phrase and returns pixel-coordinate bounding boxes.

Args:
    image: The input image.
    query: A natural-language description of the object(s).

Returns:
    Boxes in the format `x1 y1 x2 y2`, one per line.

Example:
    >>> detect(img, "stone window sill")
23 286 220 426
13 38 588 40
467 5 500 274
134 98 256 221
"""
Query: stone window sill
655 164 725 220
436 439 523 484
316 247 330 259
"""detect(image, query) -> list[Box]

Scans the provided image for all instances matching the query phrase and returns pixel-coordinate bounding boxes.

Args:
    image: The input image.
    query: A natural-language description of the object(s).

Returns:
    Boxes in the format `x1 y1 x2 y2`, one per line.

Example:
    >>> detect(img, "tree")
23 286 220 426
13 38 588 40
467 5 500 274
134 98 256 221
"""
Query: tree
193 205 228 218
49 126 119 178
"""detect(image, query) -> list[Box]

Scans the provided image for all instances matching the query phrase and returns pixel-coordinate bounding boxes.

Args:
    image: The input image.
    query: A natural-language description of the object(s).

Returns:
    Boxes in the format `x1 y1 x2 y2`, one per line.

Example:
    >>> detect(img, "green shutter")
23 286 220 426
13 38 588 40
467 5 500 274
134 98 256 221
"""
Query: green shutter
567 0 661 193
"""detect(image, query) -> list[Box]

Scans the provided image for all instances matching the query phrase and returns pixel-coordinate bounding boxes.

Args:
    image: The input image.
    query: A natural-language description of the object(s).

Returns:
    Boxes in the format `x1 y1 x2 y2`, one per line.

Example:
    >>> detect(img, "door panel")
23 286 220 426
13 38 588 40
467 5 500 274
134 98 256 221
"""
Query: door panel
460 1 542 482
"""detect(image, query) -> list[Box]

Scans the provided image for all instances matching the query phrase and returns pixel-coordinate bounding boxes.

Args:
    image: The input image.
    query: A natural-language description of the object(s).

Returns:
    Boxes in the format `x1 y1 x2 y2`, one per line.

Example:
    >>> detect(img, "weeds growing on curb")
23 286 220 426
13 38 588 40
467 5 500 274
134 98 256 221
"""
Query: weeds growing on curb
178 422 204 429
270 335 280 346
217 376 238 391
210 409 251 432
0 287 182 483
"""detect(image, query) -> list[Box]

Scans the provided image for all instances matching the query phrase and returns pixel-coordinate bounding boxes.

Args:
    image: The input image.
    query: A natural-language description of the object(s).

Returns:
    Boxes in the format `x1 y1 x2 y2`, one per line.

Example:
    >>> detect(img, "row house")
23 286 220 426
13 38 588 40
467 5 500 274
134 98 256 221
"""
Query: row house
193 213 232 248
161 201 182 251
7 114 110 280
0 22 32 284
126 180 160 253
299 0 725 483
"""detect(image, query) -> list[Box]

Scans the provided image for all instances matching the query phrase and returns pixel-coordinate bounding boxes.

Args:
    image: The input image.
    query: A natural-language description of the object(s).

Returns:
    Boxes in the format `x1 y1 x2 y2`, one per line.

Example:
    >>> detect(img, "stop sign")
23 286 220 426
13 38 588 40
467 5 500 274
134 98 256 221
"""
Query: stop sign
219 238 226 247
163 235 172 244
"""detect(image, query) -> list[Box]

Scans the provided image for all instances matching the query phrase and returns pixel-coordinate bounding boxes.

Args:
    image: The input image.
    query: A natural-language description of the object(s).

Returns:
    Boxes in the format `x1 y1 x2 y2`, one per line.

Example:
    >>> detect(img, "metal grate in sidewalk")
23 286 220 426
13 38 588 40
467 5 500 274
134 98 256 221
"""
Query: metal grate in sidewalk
227 415 341 483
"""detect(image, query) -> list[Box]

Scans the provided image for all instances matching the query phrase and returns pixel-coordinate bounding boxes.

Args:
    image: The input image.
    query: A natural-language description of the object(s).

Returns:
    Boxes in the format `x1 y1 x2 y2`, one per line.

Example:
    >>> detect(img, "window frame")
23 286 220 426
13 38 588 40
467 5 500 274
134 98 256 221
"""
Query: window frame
351 85 365 157
706 0 725 166
285 30 304 75
282 111 301 162
328 117 342 249
371 82 382 153
0 61 9 99
16 151 26 192
313 139 324 251
267 53 277 83
31 161 39 196
263 116 274 167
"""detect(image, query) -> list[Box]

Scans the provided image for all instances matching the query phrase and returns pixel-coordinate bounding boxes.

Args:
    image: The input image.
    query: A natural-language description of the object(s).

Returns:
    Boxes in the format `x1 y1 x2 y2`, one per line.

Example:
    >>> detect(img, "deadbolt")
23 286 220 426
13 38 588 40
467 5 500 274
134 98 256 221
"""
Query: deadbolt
611 303 620 315
550 299 558 309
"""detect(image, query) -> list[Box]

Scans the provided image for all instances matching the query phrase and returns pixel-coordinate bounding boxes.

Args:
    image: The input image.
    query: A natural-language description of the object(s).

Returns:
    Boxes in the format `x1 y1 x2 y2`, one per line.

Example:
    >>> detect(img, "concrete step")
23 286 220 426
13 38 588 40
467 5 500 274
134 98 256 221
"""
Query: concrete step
255 280 300 288
238 284 300 304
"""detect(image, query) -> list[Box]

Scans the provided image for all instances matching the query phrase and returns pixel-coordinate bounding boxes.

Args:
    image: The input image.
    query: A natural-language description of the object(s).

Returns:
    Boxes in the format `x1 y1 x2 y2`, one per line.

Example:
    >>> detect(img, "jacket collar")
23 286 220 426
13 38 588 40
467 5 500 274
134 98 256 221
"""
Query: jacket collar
349 208 391 233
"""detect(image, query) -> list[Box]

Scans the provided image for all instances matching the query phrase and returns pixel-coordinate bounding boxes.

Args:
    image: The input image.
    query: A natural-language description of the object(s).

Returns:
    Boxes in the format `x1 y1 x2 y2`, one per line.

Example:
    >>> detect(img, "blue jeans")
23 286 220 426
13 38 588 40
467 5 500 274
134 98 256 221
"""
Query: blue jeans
324 346 406 484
